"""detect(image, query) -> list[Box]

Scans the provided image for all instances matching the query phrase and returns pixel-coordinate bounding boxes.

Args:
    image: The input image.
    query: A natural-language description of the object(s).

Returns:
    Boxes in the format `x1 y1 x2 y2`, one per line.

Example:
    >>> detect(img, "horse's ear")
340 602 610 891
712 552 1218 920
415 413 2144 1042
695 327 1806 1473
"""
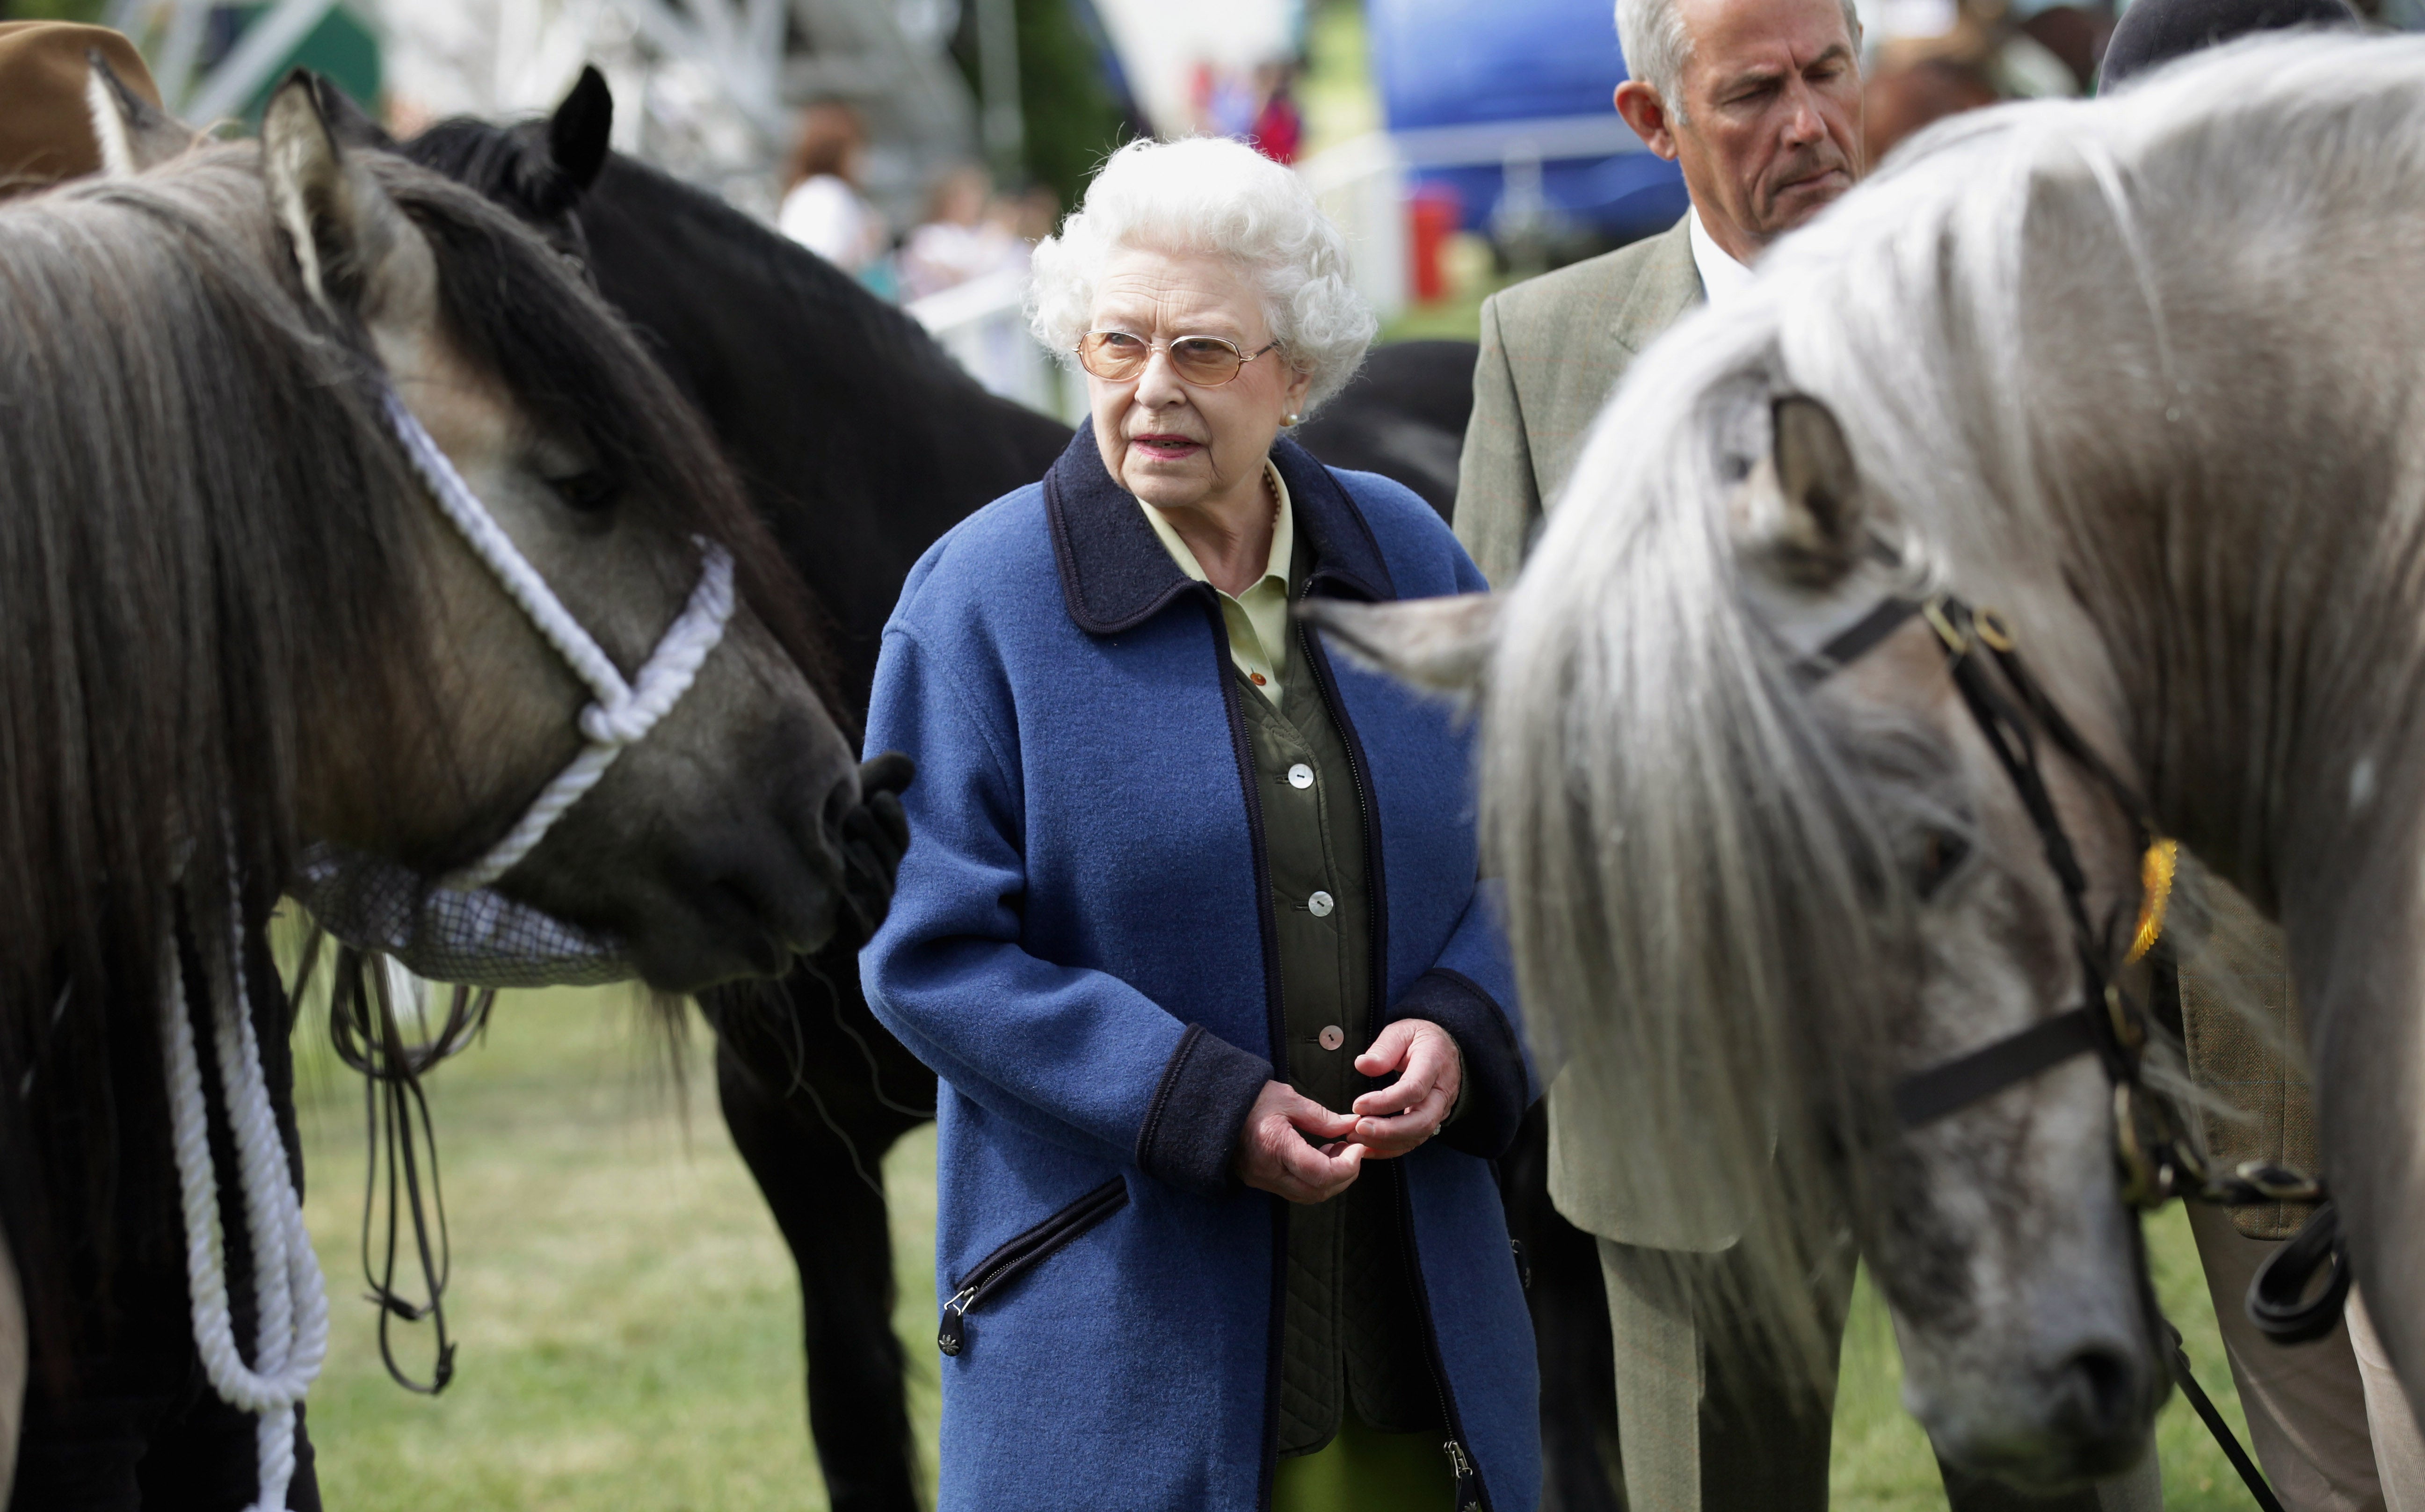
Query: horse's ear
261 71 434 330
84 50 194 174
1300 594 1500 705
306 71 397 151
548 66 613 195
1748 394 1867 588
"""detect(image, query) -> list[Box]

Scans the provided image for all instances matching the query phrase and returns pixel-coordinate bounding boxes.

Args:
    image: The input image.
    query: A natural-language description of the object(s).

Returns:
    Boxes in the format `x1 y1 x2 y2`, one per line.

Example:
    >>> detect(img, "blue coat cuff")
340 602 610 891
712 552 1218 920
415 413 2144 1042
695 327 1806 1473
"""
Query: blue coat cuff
1135 1025 1273 1196
1388 968 1528 1160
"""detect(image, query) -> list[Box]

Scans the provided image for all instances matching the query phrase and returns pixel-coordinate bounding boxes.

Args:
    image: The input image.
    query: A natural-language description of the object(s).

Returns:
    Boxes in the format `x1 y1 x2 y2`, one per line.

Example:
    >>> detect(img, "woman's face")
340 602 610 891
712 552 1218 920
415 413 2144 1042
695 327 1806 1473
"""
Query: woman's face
1085 246 1313 518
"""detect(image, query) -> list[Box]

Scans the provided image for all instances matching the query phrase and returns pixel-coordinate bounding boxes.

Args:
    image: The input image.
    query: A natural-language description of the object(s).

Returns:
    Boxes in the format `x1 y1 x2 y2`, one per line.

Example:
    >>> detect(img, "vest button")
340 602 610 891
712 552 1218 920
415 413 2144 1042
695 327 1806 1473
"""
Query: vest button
1288 763 1314 790
1308 890 1334 917
1318 1025 1345 1051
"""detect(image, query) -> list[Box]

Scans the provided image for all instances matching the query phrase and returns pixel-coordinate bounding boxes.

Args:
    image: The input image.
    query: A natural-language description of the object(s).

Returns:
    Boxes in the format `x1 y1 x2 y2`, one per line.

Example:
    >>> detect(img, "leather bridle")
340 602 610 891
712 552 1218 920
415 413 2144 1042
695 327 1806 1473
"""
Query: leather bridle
1797 592 2345 1343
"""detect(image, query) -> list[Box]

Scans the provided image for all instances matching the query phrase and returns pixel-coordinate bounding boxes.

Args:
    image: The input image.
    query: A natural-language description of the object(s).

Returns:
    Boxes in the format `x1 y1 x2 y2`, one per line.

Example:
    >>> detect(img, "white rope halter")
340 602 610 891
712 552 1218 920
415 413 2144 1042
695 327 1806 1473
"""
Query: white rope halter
164 390 739 1508
377 390 738 891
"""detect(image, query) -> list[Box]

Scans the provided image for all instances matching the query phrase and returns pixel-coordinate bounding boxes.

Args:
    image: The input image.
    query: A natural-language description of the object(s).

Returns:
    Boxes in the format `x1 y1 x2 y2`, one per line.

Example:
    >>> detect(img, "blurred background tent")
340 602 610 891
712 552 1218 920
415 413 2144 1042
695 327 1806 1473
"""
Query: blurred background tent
1368 0 1681 258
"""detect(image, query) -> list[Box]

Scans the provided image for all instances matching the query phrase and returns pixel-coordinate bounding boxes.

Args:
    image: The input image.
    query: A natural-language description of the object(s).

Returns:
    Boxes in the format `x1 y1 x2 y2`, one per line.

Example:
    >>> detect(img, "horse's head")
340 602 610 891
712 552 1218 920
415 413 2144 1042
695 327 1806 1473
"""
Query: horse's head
1320 386 2162 1485
1720 393 2166 1481
253 78 870 990
385 67 611 268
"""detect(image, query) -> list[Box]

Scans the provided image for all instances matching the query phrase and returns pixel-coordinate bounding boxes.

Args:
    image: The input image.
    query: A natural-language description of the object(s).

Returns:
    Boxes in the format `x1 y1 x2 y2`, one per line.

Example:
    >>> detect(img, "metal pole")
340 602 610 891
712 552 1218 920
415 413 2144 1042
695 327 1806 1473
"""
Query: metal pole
154 0 211 115
183 0 338 123
974 0 1023 185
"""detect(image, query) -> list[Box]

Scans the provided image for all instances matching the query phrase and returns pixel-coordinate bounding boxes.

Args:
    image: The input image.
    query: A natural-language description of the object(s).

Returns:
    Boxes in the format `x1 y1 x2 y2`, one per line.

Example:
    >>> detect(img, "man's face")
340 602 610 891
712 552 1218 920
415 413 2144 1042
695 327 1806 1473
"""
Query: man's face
1645 0 1865 260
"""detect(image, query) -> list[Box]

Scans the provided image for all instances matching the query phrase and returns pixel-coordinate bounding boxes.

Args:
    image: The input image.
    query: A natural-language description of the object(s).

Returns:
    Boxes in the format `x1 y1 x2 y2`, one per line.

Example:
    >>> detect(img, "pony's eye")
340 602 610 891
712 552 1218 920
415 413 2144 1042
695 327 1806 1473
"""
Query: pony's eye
1914 828 1972 900
546 470 617 512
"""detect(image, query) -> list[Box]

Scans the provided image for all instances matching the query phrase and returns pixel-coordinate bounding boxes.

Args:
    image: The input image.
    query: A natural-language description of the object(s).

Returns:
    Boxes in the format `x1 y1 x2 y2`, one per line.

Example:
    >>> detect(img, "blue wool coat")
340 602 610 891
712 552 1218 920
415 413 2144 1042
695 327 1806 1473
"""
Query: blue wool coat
861 430 1539 1512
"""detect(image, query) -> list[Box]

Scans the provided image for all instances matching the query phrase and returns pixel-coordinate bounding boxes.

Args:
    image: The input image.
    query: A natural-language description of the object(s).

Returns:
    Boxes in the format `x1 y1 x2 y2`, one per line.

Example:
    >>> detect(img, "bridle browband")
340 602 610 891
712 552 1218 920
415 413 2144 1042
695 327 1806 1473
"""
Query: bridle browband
1798 591 2343 1325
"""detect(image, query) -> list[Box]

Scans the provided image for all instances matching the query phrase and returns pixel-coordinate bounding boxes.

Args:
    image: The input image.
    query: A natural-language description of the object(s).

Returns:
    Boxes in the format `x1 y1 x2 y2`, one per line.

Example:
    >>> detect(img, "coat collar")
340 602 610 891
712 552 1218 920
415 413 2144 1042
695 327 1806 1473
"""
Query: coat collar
1044 426 1394 635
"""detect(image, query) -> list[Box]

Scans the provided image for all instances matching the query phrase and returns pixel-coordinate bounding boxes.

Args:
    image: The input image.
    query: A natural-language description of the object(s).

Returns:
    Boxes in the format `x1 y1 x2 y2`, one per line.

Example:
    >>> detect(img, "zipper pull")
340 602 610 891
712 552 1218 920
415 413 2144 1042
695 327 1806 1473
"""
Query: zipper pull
937 1286 978 1357
1444 1439 1479 1509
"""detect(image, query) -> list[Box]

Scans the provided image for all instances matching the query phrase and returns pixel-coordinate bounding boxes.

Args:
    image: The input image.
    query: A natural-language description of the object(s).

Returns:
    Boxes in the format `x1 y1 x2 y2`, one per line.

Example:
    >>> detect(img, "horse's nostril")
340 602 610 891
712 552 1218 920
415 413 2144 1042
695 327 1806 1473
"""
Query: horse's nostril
2051 1344 2140 1442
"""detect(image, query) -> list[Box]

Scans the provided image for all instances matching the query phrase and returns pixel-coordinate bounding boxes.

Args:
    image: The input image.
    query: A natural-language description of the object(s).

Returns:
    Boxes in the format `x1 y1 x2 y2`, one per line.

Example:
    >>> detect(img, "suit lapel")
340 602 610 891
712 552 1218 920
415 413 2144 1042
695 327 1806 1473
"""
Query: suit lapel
1609 214 1704 355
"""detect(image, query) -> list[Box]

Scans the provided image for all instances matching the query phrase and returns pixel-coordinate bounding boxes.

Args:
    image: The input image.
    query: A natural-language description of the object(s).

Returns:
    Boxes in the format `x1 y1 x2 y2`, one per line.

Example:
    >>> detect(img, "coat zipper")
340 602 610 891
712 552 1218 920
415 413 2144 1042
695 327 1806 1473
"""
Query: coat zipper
1303 615 1483 1510
1394 1163 1486 1509
937 1177 1127 1357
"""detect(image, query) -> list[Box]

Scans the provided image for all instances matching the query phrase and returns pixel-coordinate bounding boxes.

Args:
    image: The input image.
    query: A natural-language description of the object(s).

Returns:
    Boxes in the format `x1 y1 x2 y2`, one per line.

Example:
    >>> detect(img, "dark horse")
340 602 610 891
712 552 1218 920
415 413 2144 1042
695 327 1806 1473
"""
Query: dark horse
1 75 875 1507
394 72 1540 1512
390 74 1060 1512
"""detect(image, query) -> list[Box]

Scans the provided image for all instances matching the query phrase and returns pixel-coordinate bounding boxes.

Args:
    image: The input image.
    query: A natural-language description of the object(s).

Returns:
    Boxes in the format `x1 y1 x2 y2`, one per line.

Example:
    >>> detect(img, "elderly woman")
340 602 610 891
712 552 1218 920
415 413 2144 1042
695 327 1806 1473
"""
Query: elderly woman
861 135 1537 1511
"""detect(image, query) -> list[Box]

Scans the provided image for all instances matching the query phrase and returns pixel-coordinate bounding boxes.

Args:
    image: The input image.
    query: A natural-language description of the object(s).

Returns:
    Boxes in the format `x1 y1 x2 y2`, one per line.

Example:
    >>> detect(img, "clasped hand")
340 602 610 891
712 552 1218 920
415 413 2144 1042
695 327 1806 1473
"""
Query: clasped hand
1231 1018 1462 1204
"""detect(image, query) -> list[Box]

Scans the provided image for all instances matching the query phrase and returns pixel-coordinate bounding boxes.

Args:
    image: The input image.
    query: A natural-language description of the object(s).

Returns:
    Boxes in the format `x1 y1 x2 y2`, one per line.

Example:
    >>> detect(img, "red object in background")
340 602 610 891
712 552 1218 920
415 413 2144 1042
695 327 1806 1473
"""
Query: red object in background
1409 184 1460 305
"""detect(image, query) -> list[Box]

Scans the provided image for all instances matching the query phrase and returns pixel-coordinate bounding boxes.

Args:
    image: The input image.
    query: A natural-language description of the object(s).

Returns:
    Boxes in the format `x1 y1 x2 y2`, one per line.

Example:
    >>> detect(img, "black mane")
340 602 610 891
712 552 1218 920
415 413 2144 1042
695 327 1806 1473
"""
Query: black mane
402 118 1073 707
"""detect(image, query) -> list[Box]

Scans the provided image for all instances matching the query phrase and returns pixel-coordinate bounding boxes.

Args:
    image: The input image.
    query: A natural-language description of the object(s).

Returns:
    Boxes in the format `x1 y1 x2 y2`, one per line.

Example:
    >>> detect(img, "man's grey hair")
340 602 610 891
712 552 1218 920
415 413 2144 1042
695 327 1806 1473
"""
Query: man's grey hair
1027 135 1376 414
1616 0 1864 120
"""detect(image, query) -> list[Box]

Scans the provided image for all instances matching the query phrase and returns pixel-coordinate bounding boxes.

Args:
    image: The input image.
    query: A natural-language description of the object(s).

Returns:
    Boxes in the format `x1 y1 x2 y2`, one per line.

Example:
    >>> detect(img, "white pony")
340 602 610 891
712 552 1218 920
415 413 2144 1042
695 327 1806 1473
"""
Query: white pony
1324 34 2425 1487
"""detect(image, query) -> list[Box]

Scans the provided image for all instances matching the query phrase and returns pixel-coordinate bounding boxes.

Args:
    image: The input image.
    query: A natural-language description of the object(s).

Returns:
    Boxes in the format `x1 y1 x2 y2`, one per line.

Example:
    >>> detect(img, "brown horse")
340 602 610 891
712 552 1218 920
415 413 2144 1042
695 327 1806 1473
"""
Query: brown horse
0 73 872 1505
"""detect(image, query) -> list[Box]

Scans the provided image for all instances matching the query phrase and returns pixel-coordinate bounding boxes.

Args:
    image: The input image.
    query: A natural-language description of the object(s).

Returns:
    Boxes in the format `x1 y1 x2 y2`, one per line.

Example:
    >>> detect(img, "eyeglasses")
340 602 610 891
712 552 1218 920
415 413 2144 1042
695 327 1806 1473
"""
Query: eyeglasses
1077 331 1281 387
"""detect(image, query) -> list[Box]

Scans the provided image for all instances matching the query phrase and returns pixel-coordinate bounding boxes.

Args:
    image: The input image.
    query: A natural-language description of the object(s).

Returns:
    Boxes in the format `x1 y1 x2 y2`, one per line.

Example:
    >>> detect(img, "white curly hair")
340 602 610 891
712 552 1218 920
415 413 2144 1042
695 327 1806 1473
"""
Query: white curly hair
1027 136 1377 414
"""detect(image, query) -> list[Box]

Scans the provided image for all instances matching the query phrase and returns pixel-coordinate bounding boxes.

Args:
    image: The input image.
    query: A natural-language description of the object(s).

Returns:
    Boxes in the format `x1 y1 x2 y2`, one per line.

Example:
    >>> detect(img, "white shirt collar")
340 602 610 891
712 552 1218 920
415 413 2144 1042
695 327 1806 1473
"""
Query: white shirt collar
1687 206 1757 307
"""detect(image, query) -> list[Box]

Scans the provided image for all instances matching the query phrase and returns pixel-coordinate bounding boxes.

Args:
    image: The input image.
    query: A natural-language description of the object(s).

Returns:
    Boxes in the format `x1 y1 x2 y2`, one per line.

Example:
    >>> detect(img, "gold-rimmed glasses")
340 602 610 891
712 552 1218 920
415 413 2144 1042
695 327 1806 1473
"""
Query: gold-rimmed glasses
1077 330 1281 387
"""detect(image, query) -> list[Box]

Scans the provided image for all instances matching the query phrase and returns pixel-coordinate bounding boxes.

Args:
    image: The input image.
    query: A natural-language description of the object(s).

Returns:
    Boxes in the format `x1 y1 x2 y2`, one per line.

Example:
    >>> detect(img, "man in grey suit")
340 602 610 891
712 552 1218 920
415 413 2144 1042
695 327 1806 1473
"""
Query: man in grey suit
1456 0 1859 588
1454 2 2168 1510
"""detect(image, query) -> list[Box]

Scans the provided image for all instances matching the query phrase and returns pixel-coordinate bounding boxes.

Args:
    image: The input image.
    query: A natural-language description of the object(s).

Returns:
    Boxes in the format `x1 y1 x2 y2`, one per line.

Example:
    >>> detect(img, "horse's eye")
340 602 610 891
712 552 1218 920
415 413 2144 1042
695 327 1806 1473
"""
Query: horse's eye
547 470 617 512
1914 828 1972 900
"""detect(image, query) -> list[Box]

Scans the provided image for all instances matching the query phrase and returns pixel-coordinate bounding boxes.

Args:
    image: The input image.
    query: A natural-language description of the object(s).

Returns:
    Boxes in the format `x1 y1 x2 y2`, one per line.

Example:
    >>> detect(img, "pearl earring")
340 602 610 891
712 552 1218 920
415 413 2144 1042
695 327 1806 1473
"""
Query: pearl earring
1284 412 1301 427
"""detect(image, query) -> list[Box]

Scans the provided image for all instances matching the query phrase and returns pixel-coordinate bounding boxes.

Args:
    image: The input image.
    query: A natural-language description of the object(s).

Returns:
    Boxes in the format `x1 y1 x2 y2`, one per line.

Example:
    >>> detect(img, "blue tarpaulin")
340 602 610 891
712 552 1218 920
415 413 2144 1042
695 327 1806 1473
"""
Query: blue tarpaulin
1367 0 1687 243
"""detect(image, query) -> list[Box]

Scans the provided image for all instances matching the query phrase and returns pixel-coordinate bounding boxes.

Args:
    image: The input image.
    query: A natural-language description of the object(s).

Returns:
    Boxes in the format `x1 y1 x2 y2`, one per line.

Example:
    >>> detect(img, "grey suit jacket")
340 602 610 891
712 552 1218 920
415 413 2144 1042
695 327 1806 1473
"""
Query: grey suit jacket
1453 214 1703 590
1456 215 1729 1248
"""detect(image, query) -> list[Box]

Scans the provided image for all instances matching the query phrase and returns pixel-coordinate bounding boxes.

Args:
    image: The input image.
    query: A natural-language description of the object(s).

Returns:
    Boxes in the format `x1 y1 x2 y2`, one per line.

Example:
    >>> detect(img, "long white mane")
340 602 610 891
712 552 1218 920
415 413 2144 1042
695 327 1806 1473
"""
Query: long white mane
1488 35 2425 1379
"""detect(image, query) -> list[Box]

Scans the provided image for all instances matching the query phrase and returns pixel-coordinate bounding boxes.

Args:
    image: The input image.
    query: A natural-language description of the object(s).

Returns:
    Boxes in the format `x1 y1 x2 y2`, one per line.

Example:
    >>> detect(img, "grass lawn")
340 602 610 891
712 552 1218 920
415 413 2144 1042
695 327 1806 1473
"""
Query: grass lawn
292 988 2265 1509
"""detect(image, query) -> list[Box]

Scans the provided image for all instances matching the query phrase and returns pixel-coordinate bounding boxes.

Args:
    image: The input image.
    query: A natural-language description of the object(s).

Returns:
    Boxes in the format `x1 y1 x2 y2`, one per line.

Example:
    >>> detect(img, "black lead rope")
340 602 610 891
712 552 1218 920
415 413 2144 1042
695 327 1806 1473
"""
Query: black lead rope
1800 592 2327 1512
2248 1201 2352 1345
298 931 496 1395
2166 1321 2288 1512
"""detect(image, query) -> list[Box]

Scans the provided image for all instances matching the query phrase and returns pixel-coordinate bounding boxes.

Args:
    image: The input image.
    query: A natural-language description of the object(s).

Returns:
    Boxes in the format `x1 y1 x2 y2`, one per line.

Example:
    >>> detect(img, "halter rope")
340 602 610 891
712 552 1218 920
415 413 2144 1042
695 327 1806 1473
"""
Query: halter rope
377 391 738 891
165 389 740 1507
163 918 328 1512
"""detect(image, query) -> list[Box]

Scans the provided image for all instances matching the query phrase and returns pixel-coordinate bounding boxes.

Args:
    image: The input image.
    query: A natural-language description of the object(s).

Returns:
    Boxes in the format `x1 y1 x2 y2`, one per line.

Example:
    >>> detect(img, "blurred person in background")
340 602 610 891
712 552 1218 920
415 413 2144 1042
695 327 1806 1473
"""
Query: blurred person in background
898 163 1028 303
1452 0 2174 1509
779 102 892 291
1861 52 1996 161
861 134 1538 1512
1250 60 1305 165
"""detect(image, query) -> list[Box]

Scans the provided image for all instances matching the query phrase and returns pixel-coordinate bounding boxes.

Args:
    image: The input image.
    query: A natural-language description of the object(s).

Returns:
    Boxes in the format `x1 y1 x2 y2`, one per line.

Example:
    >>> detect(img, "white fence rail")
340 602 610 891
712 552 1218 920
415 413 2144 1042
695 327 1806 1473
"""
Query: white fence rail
1296 132 1409 326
